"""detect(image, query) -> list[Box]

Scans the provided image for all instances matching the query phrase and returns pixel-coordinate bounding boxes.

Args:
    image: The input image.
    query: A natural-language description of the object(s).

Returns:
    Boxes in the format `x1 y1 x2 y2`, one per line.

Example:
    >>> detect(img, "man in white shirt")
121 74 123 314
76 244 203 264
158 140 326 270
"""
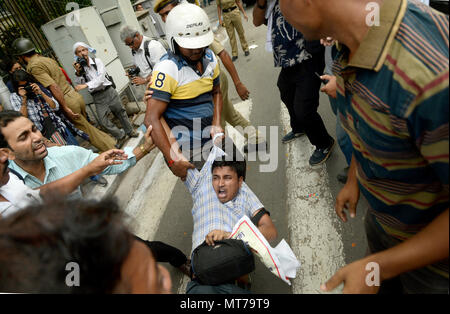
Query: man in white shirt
119 25 167 86
73 42 138 144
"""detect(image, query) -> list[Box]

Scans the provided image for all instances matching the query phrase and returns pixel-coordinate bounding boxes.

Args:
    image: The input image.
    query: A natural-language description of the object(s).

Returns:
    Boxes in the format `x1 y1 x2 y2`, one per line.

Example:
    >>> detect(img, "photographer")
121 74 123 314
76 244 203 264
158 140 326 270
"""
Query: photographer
73 42 138 145
119 25 167 86
9 69 84 146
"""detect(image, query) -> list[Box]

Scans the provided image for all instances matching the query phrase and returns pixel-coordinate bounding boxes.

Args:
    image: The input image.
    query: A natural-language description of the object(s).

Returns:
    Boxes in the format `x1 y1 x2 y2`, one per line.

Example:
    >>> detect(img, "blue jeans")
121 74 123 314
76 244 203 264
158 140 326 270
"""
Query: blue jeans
63 128 79 146
186 280 251 294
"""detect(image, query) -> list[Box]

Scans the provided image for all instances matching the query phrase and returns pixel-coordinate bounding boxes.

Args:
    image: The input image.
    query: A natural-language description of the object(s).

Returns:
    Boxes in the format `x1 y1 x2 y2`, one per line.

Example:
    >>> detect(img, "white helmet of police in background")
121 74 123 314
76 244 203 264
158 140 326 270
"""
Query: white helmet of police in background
165 2 213 53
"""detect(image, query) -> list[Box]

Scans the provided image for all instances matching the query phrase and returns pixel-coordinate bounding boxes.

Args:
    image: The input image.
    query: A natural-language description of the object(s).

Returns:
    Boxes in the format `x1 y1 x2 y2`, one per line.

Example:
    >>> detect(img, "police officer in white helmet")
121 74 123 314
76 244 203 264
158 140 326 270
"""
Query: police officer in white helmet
144 3 228 180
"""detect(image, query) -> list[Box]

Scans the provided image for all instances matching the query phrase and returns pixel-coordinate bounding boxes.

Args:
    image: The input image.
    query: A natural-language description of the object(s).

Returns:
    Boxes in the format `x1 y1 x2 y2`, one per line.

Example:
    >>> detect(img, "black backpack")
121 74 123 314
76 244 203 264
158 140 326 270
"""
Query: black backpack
143 38 169 70
191 239 255 286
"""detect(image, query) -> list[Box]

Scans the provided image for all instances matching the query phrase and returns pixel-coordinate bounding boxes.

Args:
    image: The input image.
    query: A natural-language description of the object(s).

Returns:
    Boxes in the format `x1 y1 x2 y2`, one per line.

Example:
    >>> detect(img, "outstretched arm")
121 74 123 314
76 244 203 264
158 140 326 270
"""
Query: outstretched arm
217 49 249 100
322 209 449 294
38 149 128 197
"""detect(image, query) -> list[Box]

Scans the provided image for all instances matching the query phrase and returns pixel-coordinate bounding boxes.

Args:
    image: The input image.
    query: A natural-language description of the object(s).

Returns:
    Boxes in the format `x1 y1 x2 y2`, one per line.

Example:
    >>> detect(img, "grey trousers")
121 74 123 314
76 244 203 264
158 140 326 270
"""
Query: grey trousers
92 86 133 140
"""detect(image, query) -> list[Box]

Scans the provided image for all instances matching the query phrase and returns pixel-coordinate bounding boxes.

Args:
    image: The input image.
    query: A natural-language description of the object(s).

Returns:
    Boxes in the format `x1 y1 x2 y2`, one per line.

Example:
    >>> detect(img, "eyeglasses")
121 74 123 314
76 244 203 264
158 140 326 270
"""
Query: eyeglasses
125 34 138 47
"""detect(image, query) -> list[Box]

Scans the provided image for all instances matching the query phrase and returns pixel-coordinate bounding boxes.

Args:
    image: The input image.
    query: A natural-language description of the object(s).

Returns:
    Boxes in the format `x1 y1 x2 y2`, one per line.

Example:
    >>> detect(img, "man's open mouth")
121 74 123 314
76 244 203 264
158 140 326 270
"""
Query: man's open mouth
218 189 227 198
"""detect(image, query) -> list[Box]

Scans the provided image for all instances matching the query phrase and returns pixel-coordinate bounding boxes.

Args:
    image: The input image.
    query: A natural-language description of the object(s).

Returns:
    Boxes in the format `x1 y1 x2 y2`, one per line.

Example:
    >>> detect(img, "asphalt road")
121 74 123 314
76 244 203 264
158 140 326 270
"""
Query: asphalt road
120 3 369 294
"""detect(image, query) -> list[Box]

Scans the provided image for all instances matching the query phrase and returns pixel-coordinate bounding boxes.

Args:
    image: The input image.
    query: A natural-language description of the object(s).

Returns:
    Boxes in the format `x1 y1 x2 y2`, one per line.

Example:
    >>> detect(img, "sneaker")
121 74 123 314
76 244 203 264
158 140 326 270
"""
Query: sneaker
243 141 267 153
244 51 250 57
337 166 350 184
282 131 304 144
309 138 335 166
232 56 238 62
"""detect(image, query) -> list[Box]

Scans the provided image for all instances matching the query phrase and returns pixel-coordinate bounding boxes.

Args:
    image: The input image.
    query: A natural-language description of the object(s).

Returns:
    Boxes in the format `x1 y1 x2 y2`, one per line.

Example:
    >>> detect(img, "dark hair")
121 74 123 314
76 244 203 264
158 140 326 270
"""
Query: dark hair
211 140 247 180
0 110 23 148
0 57 16 73
212 160 246 180
212 159 247 181
11 69 37 94
0 197 133 293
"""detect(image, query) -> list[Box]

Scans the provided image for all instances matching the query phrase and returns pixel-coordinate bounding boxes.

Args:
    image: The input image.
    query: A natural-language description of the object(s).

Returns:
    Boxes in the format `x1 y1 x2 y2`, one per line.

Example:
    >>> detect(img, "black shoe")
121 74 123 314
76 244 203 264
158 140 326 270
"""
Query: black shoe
232 56 238 62
128 130 139 138
243 141 267 153
282 131 304 144
309 138 335 166
337 166 350 184
90 175 108 187
244 51 250 57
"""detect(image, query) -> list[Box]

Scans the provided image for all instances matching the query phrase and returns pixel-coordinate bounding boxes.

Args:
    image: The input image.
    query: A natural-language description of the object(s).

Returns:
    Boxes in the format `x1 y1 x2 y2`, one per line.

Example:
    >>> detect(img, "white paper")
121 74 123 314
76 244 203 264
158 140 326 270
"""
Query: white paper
230 215 301 285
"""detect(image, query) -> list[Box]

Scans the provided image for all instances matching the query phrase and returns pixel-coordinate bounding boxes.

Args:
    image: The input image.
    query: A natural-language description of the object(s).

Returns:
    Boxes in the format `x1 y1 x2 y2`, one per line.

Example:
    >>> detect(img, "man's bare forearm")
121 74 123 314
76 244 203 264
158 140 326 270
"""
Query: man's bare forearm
218 50 242 86
39 166 93 198
253 0 267 26
373 209 449 281
48 84 68 111
217 5 222 22
149 115 178 162
236 0 246 15
212 84 222 127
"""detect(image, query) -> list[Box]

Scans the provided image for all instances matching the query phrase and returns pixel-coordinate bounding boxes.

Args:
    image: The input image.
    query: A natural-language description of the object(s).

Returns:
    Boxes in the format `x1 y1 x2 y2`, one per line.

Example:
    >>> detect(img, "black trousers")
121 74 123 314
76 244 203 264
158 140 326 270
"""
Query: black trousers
135 236 187 268
277 55 332 149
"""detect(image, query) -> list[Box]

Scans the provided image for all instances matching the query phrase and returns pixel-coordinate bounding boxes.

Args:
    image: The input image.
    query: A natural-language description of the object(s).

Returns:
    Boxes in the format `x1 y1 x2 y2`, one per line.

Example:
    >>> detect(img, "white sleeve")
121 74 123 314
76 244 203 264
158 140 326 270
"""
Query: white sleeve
49 96 60 111
86 58 107 90
148 40 167 68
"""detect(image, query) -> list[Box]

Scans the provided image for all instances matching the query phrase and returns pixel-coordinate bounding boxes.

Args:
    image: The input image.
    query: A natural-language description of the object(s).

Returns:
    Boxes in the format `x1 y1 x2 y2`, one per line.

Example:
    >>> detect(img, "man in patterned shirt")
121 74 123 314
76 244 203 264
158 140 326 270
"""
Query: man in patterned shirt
253 0 335 166
279 0 448 294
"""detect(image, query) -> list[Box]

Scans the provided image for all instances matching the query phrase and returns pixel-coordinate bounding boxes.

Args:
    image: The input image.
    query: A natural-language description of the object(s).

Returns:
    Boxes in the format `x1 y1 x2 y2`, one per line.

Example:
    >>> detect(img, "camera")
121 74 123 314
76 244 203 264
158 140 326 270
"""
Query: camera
76 56 88 68
127 66 140 78
23 83 35 98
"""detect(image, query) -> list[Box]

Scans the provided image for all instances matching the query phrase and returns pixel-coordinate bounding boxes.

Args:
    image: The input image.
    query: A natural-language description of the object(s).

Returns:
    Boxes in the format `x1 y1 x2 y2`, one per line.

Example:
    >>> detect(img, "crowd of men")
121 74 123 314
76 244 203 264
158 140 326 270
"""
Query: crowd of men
0 0 448 295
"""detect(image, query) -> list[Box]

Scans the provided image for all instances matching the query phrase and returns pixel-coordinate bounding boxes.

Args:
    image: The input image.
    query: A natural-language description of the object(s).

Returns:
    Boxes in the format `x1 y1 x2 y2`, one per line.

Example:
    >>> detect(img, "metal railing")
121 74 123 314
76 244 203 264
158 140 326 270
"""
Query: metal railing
0 0 92 60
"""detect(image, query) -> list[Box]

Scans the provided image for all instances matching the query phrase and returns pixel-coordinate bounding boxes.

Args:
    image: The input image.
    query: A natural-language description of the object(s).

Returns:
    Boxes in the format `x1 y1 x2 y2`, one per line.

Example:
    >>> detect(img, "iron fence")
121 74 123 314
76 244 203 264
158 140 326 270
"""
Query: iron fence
0 0 92 61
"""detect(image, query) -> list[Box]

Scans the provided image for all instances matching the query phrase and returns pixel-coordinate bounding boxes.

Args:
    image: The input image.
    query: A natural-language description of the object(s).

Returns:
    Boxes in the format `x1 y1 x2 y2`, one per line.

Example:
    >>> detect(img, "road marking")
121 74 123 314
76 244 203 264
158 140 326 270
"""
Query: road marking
281 105 345 294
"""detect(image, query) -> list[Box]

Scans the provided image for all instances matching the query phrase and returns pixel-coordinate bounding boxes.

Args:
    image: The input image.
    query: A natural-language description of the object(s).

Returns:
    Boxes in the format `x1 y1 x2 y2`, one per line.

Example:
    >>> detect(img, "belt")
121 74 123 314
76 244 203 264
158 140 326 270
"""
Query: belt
222 6 237 13
91 85 112 96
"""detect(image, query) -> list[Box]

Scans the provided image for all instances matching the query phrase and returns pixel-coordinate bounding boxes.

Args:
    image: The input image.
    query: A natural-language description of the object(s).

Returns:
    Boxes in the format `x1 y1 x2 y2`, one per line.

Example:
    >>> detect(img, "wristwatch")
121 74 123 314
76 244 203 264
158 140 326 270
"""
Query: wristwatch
257 0 267 9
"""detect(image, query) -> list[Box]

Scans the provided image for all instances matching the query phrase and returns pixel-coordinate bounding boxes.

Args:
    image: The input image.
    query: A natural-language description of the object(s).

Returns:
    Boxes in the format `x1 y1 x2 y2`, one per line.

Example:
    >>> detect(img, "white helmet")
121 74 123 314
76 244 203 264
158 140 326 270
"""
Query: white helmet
165 2 213 52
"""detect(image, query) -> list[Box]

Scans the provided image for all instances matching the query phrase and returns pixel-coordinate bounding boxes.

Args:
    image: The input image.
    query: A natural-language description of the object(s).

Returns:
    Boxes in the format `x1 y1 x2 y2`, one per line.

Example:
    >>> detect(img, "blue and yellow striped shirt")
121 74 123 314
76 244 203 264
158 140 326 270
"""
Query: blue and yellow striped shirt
150 50 220 149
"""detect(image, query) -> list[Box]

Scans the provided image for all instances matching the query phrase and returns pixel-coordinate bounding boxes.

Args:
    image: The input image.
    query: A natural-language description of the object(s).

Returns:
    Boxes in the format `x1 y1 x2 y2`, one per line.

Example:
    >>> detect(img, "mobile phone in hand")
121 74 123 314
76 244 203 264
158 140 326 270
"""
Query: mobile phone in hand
315 72 329 85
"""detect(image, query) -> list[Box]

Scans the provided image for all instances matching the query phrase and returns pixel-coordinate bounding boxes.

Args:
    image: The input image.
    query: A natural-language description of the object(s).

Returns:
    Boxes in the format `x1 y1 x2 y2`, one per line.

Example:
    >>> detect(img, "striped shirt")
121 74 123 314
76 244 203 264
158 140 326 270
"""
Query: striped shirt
9 92 59 132
149 49 220 149
185 146 263 253
333 0 448 277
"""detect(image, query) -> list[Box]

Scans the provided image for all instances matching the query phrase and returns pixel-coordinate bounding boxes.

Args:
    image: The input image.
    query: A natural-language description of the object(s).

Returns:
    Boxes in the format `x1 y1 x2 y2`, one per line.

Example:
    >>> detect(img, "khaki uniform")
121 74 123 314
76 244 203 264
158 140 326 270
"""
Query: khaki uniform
209 39 263 144
27 55 116 152
218 0 249 58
